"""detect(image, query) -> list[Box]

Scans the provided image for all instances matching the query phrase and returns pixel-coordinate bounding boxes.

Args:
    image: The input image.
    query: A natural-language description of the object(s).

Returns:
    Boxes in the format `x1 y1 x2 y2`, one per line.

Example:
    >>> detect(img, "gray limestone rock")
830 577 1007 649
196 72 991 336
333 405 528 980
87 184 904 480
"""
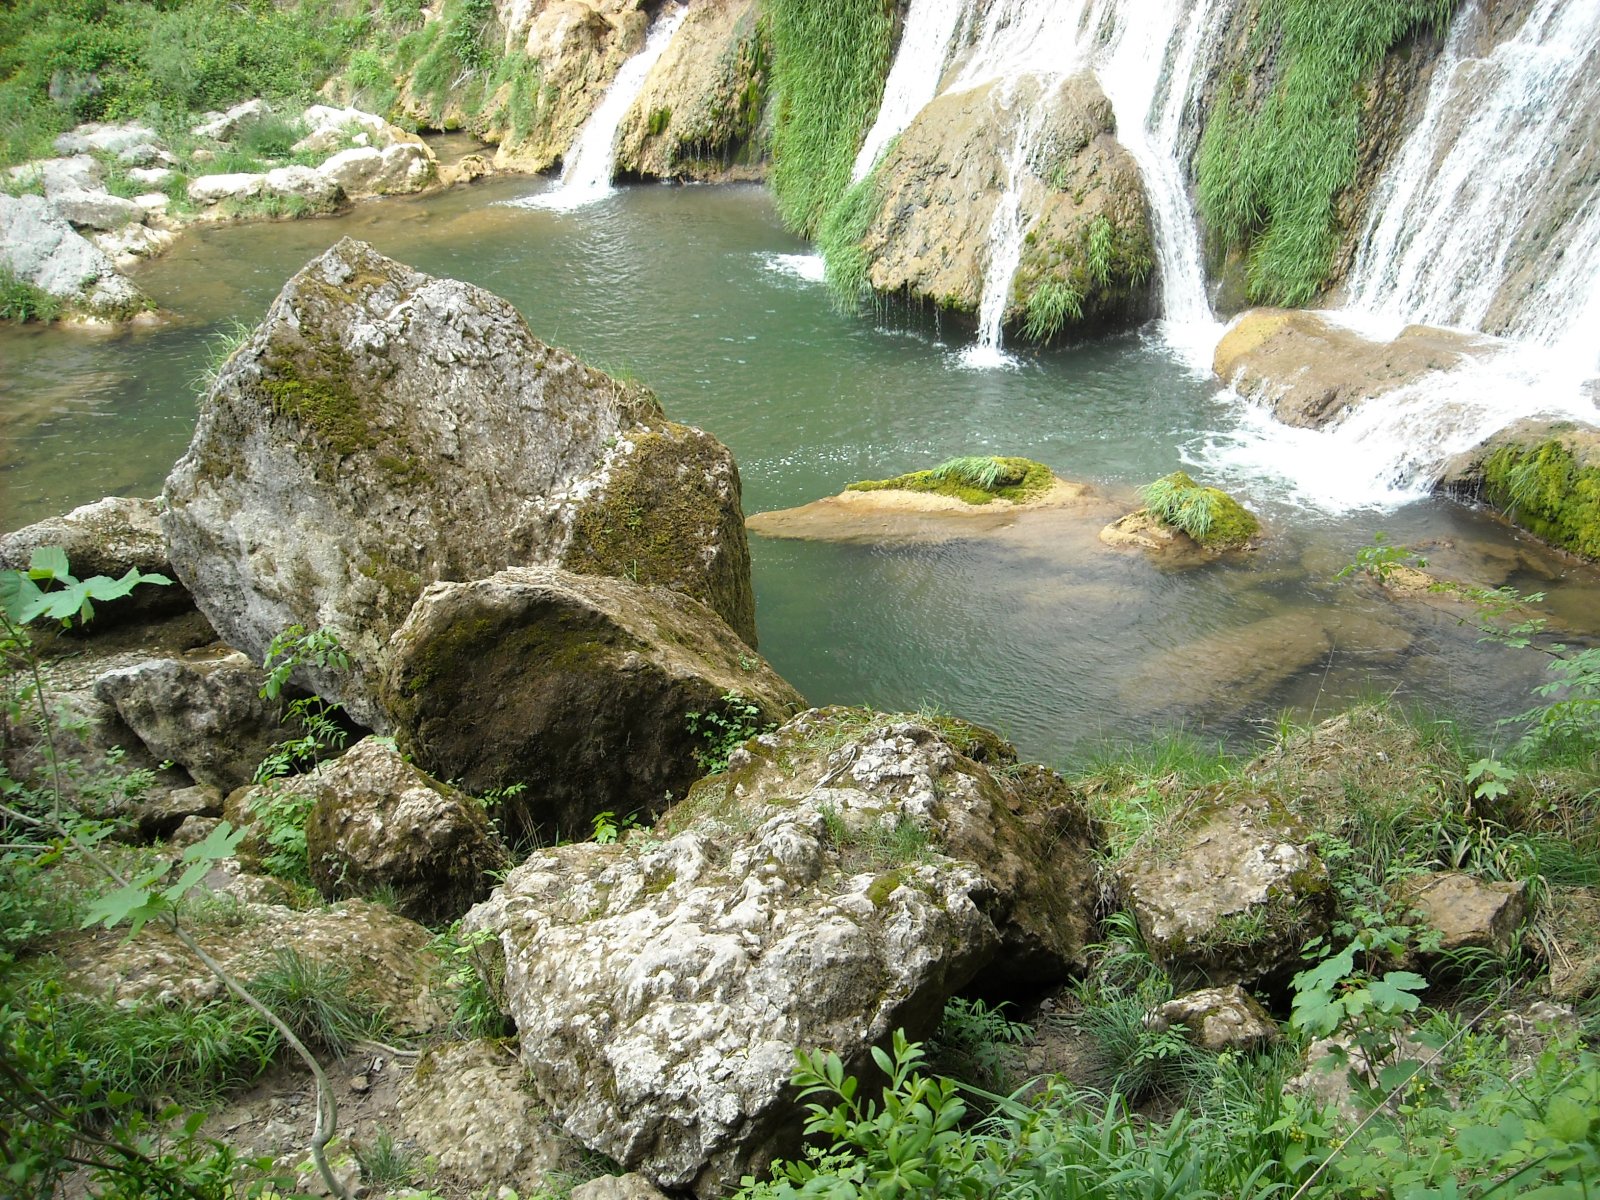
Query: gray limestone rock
1147 984 1278 1052
300 737 510 924
50 188 143 231
381 566 804 841
162 238 758 729
463 708 1099 1195
315 143 435 197
0 193 146 317
94 650 287 792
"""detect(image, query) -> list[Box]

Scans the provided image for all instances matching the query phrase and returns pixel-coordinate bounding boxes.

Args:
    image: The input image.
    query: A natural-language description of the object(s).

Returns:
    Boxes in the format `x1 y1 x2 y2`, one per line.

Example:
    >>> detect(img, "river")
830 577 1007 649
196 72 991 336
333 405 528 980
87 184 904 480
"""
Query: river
3 174 1597 763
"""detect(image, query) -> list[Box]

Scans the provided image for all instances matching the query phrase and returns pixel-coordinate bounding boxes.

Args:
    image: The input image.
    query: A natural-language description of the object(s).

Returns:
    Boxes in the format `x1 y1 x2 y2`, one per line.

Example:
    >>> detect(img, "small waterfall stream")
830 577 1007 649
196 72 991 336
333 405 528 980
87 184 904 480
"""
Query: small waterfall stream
1209 0 1600 508
851 0 969 181
516 5 686 212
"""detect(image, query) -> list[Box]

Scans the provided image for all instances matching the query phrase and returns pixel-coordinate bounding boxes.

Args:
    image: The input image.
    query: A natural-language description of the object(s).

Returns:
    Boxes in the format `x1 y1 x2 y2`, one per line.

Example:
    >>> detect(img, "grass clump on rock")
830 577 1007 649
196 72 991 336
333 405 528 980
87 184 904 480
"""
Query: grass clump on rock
1141 471 1259 548
847 456 1056 506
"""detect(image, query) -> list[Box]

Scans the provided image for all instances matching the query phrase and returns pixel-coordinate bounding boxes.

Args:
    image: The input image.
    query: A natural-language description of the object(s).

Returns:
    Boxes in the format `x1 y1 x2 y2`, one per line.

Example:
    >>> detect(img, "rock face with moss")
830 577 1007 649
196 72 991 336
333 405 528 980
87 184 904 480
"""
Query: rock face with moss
1213 308 1487 428
613 0 769 181
462 708 1099 1196
299 737 510 925
0 193 150 320
1118 790 1331 986
163 238 756 730
1440 421 1600 562
381 566 803 842
854 74 1152 335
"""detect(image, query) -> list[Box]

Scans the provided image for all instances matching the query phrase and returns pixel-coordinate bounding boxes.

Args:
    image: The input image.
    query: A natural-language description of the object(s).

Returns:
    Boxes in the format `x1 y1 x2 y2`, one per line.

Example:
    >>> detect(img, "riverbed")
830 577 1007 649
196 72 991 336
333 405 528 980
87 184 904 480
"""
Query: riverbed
3 175 1596 763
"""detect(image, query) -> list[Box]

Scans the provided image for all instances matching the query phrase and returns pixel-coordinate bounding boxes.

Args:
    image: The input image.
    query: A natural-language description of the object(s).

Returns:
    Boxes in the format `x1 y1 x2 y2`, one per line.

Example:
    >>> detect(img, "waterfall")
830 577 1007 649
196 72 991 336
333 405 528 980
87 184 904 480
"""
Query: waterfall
517 5 686 212
862 0 1229 367
1085 0 1231 370
1205 0 1600 510
851 0 970 181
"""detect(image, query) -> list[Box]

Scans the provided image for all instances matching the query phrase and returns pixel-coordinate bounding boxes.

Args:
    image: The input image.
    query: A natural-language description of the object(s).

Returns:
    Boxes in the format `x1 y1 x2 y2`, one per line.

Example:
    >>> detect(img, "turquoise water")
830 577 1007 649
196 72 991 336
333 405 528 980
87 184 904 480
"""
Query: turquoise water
4 176 1597 762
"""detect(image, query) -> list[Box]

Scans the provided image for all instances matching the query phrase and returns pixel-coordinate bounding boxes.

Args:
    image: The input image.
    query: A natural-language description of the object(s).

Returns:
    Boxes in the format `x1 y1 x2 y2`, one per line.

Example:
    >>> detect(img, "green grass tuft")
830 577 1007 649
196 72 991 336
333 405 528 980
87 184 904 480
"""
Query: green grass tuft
847 456 1056 506
1195 0 1458 306
1021 279 1084 342
1141 470 1260 548
766 0 894 237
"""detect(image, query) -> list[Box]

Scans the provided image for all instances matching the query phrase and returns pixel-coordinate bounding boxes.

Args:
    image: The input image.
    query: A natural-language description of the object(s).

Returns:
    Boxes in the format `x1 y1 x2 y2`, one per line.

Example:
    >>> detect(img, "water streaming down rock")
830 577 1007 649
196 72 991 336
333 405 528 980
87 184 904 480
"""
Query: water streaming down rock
851 0 970 182
513 5 687 212
1207 0 1600 509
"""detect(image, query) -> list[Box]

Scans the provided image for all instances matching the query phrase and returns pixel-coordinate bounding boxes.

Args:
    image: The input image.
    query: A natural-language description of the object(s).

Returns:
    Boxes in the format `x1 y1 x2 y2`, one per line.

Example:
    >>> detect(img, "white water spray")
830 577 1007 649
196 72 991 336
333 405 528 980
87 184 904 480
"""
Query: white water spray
514 6 686 212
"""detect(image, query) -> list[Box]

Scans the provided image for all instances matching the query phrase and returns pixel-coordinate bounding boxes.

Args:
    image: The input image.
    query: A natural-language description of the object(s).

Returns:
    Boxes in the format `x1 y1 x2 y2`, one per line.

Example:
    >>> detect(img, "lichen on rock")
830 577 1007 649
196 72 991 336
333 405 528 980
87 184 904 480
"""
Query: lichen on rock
462 707 1099 1195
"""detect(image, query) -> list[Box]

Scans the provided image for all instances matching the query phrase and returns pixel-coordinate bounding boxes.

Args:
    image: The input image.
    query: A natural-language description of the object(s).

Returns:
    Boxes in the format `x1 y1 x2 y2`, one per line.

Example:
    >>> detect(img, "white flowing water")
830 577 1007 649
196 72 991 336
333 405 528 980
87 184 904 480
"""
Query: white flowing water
851 0 970 181
1084 0 1231 370
1206 0 1600 510
513 5 686 212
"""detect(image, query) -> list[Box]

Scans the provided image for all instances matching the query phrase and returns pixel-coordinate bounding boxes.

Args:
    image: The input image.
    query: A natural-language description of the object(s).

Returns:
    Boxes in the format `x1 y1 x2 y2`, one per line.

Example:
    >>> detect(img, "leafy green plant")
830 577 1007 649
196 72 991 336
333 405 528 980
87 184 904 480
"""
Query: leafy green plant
591 809 639 845
1335 531 1428 584
931 997 1032 1093
260 624 351 702
1 546 170 630
429 922 511 1039
1021 278 1084 342
1195 1 1458 305
766 0 894 236
687 690 769 774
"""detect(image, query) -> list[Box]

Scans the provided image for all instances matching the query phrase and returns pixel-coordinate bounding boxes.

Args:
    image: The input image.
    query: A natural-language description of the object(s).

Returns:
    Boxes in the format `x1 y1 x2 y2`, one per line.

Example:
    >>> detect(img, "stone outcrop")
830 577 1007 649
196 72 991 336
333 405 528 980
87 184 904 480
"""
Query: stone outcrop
382 566 803 840
0 193 149 318
614 0 768 180
398 1039 587 1196
93 649 286 793
1147 985 1278 1052
857 73 1153 334
60 896 445 1037
1437 420 1600 562
300 737 510 924
314 144 435 198
1213 308 1487 429
463 708 1099 1195
0 496 193 625
162 239 758 729
1118 790 1331 985
1399 872 1528 957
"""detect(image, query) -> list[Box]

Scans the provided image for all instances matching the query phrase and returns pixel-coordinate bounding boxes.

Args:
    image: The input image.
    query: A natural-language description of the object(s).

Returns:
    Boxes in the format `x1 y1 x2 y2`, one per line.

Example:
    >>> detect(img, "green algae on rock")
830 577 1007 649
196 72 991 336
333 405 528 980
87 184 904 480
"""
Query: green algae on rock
1139 470 1260 549
847 456 1057 507
1483 438 1600 562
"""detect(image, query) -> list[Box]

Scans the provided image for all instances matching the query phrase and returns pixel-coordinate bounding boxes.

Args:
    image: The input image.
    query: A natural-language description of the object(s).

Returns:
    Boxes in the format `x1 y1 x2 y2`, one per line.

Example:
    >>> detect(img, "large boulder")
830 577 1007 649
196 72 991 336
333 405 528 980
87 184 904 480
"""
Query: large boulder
614 0 768 181
381 566 803 840
1118 789 1332 985
300 737 510 924
314 144 435 197
54 122 158 157
162 238 758 729
93 649 286 792
50 188 144 231
856 73 1153 334
463 708 1098 1195
1213 308 1488 428
0 193 147 318
0 496 194 625
292 105 397 154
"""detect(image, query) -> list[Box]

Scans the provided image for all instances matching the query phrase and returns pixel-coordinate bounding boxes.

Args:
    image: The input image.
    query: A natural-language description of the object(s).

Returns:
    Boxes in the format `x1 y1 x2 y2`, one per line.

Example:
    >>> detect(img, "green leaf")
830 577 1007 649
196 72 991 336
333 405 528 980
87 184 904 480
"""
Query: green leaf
26 545 71 582
1544 1095 1594 1143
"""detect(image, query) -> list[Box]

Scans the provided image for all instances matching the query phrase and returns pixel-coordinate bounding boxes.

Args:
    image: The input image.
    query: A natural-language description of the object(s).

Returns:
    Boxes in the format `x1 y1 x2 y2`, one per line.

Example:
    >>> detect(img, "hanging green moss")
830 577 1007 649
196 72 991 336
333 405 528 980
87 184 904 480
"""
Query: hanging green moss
766 0 894 237
1195 0 1458 306
1484 441 1600 562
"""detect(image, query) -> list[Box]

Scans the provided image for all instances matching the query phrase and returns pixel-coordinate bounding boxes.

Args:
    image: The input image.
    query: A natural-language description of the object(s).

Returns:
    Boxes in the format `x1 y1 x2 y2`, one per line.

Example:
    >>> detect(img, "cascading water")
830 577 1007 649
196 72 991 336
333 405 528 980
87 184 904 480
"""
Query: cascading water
1205 0 1600 509
862 0 1231 368
513 5 686 212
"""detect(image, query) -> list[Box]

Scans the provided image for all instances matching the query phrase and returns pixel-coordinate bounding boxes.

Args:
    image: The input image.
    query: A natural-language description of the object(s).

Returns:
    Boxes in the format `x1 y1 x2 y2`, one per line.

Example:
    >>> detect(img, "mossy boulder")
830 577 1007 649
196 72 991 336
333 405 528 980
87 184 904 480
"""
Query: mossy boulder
1441 424 1600 562
1118 788 1332 987
854 73 1153 335
163 239 757 730
1101 471 1260 561
614 0 769 181
846 455 1058 506
300 737 510 925
381 566 803 843
462 707 1099 1195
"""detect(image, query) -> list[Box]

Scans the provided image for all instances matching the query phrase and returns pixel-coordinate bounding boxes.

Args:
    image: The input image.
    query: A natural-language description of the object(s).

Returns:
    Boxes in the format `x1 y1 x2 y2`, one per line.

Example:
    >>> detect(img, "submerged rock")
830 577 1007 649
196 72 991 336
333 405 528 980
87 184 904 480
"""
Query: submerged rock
463 708 1098 1195
381 566 803 840
1213 308 1487 429
162 238 757 729
857 73 1152 334
300 737 509 924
